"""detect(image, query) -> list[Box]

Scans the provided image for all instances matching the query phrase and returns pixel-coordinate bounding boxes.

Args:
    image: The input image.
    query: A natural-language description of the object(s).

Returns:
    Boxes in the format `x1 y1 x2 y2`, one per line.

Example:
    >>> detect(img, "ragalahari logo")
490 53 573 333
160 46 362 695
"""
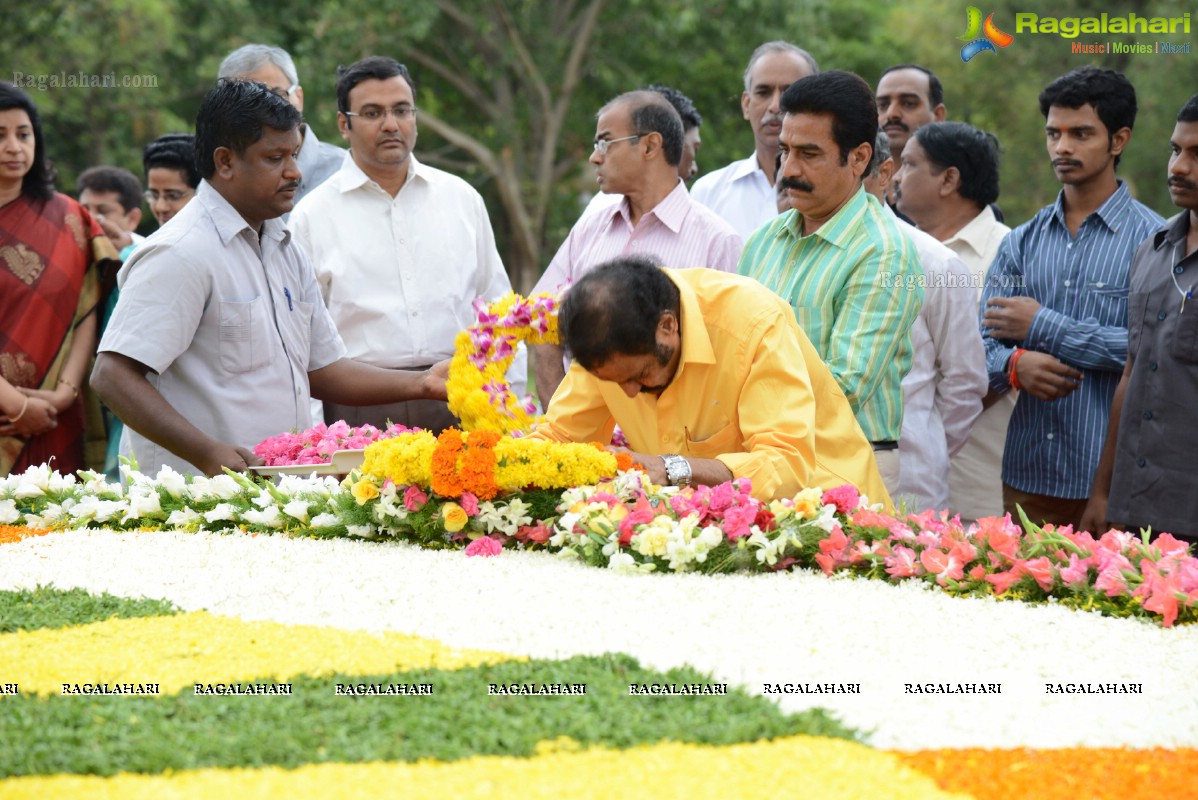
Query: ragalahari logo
959 7 1014 61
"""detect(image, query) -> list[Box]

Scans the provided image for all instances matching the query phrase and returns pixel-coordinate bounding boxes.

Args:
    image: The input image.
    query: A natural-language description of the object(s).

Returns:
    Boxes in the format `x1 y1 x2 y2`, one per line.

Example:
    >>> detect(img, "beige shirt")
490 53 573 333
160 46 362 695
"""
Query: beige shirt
99 181 346 476
942 206 1013 520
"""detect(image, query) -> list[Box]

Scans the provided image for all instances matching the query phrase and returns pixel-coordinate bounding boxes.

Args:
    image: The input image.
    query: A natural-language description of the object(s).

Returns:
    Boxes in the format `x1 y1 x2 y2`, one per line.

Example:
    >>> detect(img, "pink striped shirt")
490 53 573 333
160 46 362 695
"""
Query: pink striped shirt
532 180 743 296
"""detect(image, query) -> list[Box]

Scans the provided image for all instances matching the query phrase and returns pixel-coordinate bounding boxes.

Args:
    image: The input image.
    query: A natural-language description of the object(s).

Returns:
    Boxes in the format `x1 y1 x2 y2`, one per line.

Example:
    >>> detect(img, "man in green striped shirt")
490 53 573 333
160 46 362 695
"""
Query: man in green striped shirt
738 71 923 498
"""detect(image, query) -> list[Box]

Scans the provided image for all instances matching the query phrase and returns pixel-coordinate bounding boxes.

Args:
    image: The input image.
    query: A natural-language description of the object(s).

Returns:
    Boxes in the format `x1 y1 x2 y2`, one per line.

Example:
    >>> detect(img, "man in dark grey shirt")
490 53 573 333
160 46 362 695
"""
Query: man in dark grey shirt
1082 93 1198 544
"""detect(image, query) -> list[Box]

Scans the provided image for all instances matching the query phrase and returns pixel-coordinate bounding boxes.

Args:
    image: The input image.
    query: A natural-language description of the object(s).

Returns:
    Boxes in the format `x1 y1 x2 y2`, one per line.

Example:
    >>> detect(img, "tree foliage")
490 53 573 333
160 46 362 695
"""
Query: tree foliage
8 0 1194 290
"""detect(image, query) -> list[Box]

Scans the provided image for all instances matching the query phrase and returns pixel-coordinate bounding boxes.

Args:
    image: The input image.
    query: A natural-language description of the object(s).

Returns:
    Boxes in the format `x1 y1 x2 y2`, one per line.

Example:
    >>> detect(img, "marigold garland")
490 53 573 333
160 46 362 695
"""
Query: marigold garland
364 430 621 500
446 292 560 435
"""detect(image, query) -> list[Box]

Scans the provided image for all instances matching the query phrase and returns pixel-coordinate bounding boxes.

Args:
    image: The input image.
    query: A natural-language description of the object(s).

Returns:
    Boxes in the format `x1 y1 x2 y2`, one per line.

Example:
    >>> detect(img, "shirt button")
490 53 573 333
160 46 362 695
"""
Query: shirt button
1176 266 1185 274
1137 457 1147 467
1063 279 1071 287
1149 361 1158 371
1143 410 1153 420
1046 433 1055 440
1159 311 1168 320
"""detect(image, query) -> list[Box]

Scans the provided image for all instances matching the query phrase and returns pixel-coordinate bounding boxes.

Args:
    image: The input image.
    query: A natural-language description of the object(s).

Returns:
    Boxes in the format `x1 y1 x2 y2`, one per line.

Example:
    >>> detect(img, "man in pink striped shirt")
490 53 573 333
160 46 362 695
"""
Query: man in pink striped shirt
532 90 743 408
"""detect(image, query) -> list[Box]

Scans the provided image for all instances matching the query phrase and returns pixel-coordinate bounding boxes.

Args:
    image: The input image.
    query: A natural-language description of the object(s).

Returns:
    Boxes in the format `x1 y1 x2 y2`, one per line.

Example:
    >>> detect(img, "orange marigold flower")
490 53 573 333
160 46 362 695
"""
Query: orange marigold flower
430 429 466 498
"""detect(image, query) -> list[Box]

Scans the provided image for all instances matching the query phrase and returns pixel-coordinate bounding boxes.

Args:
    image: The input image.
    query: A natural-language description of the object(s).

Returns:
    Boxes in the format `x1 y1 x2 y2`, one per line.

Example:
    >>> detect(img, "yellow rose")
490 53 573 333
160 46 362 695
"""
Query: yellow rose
351 479 381 506
441 502 469 532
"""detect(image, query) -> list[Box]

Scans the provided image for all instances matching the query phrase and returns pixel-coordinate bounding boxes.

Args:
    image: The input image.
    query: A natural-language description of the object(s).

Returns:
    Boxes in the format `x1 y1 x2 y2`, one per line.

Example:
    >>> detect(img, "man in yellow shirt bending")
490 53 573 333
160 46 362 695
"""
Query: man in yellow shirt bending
534 256 889 505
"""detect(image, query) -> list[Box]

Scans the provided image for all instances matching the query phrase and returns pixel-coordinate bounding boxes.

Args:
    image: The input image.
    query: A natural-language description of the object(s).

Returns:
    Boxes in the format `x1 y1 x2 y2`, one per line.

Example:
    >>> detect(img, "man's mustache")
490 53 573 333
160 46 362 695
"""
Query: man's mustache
1169 176 1197 191
778 176 814 193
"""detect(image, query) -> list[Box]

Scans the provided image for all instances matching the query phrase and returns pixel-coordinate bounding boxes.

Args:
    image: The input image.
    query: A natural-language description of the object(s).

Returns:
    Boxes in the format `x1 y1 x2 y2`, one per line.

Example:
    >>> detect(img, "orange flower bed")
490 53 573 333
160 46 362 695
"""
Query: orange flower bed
0 525 52 545
898 747 1198 799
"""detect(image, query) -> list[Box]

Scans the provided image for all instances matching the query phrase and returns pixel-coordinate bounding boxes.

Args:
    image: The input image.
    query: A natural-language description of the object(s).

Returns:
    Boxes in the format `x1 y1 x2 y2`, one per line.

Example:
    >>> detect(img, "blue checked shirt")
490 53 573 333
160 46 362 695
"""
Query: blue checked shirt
980 181 1163 499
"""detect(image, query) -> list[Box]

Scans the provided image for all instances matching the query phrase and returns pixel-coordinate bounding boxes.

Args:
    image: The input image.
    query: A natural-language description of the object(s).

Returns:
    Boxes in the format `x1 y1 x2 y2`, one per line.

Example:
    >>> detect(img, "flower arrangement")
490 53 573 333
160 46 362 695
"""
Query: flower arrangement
359 428 631 500
252 421 418 466
447 292 559 435
2 462 1195 627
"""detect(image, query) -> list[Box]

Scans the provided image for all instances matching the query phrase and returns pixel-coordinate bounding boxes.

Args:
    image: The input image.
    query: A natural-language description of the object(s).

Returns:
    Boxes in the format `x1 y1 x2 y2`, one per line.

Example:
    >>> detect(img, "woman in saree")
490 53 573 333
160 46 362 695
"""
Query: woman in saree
0 82 118 476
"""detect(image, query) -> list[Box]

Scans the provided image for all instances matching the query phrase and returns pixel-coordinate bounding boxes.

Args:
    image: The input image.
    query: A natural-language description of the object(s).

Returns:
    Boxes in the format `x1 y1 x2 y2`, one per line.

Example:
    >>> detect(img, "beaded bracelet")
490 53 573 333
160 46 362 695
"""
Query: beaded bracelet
9 395 30 424
58 378 80 401
1007 348 1027 392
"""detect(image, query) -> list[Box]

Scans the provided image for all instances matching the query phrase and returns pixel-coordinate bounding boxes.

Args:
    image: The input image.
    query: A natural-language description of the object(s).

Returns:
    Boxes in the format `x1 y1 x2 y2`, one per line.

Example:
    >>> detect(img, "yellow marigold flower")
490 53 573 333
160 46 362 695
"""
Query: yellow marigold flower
441 502 469 532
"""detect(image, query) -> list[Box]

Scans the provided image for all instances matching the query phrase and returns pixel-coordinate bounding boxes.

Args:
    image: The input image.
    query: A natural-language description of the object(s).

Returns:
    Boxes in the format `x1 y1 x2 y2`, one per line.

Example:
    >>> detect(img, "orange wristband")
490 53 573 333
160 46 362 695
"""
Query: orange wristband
1007 348 1026 392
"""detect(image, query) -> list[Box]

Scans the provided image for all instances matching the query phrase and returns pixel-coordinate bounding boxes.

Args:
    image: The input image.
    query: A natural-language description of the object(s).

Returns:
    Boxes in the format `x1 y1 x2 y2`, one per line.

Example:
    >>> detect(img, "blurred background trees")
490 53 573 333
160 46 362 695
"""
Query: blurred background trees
12 0 1196 290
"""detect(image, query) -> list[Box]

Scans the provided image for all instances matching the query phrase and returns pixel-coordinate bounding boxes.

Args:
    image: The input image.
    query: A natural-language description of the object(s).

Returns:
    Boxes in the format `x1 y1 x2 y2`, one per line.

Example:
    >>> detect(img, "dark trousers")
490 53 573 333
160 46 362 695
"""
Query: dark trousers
1002 484 1088 530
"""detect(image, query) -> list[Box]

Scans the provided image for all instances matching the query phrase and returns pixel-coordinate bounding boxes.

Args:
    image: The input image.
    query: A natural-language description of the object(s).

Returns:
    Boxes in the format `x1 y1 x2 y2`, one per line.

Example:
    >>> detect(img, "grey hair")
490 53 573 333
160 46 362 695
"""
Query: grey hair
218 44 299 87
743 41 819 92
870 129 892 175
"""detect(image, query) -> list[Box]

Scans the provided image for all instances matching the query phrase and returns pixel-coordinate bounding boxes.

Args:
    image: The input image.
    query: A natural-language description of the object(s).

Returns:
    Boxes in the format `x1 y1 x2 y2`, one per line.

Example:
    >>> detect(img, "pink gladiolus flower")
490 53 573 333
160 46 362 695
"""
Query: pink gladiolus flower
1151 533 1192 559
985 568 1023 595
465 536 504 557
815 526 852 574
518 524 552 545
884 545 919 578
947 538 978 566
967 565 987 581
1059 554 1092 589
1095 566 1130 597
403 485 429 512
821 484 860 515
974 513 1022 560
920 548 964 586
1020 556 1056 592
617 498 655 546
850 508 898 529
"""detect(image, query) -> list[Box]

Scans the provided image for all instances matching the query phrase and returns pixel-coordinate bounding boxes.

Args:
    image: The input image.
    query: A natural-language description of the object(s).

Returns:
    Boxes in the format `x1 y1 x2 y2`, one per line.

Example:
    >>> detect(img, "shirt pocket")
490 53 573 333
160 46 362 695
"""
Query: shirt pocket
1170 306 1198 364
218 298 272 374
1126 291 1148 355
1085 281 1128 324
683 421 743 459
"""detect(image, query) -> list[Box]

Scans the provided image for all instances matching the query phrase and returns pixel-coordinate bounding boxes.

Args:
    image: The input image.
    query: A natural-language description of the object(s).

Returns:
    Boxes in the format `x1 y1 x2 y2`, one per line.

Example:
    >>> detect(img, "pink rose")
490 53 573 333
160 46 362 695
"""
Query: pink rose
459 492 480 516
465 536 503 557
403 485 429 512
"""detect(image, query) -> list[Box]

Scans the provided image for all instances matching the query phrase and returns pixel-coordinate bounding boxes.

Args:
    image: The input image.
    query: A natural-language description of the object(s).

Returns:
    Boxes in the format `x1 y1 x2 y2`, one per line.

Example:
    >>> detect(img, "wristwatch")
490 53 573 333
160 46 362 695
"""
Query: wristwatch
660 454 692 487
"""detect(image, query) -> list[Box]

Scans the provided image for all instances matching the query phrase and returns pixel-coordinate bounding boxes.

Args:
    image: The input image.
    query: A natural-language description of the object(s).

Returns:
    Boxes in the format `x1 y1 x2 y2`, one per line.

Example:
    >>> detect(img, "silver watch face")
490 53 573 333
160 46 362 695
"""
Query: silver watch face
663 455 691 486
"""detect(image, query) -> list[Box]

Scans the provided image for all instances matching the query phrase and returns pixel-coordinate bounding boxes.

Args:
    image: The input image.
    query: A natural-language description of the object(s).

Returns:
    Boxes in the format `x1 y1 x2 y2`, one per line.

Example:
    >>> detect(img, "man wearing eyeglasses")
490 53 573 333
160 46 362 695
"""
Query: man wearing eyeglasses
529 90 742 410
219 44 346 208
289 56 521 434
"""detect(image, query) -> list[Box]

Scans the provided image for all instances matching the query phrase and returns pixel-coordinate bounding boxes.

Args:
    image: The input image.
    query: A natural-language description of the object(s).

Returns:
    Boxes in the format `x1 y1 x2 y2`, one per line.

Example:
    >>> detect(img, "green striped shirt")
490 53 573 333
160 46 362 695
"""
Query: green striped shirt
738 187 922 442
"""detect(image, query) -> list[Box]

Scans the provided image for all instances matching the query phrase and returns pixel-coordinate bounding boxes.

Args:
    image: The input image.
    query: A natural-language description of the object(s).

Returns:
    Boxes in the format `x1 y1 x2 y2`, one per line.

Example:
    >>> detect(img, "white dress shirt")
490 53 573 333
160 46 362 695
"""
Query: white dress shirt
942 206 1014 520
690 152 777 242
290 154 525 392
894 214 988 513
100 181 346 476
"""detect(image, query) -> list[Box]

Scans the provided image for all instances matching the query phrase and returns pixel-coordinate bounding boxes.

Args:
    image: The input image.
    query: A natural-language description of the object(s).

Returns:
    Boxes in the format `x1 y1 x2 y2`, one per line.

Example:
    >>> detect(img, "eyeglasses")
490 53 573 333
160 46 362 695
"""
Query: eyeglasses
143 189 194 204
343 106 418 124
268 84 299 100
593 134 642 155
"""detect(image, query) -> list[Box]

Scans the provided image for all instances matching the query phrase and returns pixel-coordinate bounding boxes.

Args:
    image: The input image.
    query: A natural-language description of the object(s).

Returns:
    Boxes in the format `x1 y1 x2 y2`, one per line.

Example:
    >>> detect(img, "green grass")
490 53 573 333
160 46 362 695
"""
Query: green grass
0 654 858 777
0 586 180 633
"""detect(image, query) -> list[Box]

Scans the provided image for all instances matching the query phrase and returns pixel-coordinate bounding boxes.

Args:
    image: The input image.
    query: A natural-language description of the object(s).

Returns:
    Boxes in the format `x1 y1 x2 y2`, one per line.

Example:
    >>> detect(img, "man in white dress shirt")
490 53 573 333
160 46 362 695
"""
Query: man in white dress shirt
690 41 817 240
894 121 1012 520
291 56 522 433
866 132 987 512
